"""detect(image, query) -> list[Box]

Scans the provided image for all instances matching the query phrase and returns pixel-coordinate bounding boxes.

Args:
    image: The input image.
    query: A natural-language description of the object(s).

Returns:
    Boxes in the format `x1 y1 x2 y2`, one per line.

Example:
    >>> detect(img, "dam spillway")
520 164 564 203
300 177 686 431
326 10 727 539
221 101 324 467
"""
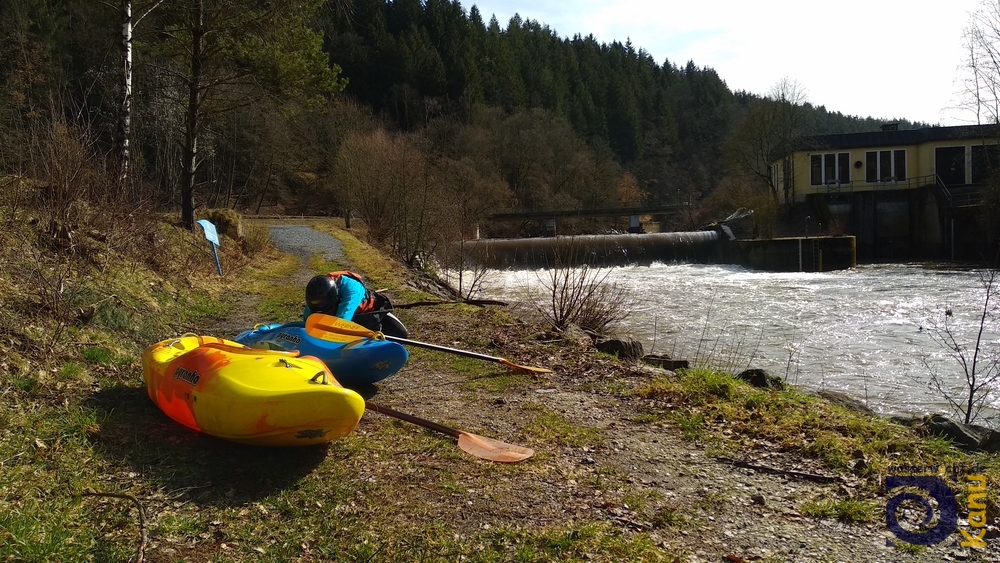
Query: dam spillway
455 230 856 272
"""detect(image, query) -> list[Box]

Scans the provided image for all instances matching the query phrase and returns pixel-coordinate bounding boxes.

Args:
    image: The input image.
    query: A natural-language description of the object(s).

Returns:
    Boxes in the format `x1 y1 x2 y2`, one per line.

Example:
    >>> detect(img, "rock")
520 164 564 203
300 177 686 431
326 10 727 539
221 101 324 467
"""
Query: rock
852 458 869 476
735 368 785 390
979 429 1000 453
642 354 690 370
594 336 644 362
818 390 875 416
888 415 921 427
560 324 593 347
922 414 1000 453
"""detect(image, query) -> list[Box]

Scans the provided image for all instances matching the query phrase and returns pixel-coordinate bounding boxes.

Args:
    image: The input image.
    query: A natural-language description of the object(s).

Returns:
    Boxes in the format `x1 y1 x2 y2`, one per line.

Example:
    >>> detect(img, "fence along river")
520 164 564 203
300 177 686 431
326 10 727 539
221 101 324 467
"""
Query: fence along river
476 262 1000 421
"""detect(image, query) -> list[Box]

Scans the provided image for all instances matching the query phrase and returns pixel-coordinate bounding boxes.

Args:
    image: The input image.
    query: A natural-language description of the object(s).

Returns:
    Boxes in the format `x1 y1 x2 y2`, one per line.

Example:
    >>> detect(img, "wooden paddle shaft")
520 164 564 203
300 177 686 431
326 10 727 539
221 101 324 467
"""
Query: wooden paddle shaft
382 335 504 363
366 402 460 438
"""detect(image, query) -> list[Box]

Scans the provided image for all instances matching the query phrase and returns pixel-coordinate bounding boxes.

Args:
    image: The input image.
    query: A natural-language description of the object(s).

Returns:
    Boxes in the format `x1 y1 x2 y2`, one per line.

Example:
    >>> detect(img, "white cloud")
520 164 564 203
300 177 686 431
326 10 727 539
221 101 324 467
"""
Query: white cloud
469 0 984 125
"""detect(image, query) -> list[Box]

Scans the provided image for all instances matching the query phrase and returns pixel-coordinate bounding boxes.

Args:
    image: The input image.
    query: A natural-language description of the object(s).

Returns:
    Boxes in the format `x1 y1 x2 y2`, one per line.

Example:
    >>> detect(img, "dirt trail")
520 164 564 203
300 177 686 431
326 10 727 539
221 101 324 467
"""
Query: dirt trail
231 225 988 563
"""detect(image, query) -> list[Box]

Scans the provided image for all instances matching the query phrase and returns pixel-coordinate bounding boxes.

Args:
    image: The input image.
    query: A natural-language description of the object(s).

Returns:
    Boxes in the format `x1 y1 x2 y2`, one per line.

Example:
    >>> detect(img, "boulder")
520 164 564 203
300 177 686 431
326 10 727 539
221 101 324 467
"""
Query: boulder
921 414 1000 453
561 324 594 347
735 368 785 390
594 336 644 362
818 390 875 416
642 354 690 371
979 429 1000 454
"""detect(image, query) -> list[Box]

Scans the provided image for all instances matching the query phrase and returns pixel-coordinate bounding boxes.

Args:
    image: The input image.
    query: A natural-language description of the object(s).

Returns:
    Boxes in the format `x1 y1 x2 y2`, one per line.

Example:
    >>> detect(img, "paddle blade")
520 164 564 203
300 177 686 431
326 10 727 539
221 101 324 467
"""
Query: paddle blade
457 432 534 463
499 359 552 374
305 314 377 342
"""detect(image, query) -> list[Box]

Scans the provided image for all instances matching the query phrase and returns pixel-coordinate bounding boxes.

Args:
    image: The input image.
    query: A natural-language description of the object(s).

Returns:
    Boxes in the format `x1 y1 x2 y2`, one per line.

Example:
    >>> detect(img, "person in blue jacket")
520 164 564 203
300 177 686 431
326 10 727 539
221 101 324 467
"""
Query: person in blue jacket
304 271 408 337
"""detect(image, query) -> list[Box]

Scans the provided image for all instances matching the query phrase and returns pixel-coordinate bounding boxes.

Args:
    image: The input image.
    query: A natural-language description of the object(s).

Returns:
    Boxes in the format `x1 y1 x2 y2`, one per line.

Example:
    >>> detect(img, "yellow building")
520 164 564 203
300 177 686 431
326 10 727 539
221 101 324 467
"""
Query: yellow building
771 123 1000 203
769 123 1000 261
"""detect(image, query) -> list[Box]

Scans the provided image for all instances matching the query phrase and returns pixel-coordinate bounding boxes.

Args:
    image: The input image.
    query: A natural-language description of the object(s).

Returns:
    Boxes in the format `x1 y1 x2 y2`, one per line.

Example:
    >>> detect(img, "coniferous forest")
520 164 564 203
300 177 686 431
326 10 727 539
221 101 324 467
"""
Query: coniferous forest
0 0 928 266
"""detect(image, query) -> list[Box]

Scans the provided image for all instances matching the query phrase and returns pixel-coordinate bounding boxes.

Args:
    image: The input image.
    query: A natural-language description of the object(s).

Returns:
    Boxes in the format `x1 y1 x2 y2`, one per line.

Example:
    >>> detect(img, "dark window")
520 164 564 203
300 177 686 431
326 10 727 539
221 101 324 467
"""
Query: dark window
866 149 906 182
810 152 850 185
972 144 1000 182
879 152 892 181
838 153 851 183
824 155 837 183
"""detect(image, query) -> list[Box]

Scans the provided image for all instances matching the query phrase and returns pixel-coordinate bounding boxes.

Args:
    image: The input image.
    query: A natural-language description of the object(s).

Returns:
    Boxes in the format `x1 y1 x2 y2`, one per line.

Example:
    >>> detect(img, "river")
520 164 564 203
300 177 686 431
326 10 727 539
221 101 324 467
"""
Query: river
473 262 1000 422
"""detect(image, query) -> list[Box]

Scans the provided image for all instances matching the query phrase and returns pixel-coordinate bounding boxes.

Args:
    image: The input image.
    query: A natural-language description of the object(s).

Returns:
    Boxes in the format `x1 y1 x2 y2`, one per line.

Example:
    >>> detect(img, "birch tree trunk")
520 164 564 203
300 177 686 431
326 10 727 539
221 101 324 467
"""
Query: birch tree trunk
119 0 132 198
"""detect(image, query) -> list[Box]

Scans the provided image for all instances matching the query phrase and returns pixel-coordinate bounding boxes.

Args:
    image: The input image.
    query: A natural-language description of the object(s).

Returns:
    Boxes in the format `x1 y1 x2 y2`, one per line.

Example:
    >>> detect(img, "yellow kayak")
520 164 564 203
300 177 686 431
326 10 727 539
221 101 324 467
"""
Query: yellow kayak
141 335 365 446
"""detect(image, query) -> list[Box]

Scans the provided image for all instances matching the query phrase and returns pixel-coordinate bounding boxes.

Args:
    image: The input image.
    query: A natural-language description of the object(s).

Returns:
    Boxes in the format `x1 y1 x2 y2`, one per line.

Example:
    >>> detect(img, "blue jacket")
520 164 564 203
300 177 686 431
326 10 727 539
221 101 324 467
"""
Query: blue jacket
303 274 368 321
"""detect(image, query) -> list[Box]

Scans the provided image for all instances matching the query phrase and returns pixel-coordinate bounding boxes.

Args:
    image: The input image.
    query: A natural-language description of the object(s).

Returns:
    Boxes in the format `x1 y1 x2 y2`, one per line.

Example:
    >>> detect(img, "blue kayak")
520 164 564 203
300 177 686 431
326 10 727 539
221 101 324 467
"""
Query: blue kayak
234 322 408 388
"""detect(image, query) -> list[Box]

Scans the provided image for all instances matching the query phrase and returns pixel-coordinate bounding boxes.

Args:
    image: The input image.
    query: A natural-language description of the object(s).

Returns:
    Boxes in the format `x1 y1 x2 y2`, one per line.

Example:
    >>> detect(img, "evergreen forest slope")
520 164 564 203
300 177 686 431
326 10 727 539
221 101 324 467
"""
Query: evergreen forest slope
2 0 932 263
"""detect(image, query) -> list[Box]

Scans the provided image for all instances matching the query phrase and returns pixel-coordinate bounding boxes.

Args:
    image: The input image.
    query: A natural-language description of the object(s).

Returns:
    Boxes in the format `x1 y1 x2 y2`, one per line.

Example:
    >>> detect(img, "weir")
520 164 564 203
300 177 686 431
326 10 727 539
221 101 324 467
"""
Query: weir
458 228 857 272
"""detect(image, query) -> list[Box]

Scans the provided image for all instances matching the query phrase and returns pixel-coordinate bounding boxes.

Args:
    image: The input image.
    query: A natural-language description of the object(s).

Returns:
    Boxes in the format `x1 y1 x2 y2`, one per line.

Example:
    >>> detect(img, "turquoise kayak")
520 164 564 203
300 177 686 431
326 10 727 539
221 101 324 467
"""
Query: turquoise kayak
234 322 408 388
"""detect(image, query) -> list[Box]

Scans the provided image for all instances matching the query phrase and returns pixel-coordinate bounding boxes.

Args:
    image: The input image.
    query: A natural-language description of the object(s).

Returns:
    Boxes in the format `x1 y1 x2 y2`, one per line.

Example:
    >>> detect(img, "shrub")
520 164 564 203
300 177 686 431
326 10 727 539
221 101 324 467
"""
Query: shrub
529 248 634 334
200 208 244 240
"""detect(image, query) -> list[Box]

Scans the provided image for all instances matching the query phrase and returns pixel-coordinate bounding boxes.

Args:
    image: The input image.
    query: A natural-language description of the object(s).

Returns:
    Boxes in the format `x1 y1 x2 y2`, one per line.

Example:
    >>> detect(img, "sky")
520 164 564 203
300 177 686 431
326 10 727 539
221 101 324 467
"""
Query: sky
466 0 985 126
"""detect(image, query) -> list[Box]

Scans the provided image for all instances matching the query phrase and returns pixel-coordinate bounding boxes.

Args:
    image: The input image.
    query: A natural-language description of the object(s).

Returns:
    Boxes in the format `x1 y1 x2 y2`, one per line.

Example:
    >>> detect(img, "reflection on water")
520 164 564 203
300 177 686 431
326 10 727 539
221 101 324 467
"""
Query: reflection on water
478 263 1000 420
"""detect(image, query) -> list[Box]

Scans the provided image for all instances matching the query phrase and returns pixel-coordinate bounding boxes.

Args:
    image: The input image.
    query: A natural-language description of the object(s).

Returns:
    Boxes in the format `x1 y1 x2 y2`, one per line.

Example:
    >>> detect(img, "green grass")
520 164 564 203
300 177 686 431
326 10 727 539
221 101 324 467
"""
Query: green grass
622 489 663 513
892 541 927 555
630 413 660 424
632 368 979 485
523 405 605 448
649 506 687 529
254 285 304 322
81 346 115 365
5 215 1000 562
58 361 86 380
674 412 706 441
179 292 232 323
463 371 533 393
480 522 678 563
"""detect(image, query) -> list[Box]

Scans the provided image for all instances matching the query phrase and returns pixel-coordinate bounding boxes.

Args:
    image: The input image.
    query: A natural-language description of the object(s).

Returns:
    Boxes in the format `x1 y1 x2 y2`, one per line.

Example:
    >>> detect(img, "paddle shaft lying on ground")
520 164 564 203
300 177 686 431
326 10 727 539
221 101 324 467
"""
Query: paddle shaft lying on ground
366 402 534 463
305 313 552 374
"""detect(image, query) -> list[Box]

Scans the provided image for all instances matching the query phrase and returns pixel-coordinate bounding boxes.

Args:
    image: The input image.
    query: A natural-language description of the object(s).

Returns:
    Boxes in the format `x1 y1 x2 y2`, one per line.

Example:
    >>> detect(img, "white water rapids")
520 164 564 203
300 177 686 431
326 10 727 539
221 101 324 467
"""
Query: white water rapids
470 262 1000 421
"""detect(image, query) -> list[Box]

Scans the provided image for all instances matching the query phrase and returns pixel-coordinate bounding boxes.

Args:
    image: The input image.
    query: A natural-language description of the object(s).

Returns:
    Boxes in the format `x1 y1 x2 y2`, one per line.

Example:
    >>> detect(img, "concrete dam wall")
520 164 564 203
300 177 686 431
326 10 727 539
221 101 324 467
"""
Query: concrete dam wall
457 230 856 272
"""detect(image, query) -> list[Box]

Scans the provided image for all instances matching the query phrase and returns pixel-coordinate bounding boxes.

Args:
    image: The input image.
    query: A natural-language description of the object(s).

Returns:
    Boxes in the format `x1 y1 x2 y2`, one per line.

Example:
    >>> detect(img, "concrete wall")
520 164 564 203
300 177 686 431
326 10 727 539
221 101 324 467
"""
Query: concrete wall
457 230 858 272
732 237 856 272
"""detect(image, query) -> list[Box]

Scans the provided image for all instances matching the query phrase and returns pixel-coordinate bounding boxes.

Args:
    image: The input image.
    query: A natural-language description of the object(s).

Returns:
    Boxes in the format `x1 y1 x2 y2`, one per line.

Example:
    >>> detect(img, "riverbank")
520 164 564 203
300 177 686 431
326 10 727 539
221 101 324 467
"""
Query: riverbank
476 262 1000 424
1 215 997 561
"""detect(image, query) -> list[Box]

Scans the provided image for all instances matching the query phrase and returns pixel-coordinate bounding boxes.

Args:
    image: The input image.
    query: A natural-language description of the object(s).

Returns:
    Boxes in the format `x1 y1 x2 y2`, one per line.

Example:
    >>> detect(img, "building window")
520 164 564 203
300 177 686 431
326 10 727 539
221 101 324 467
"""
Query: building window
972 144 1000 182
810 152 850 185
865 149 906 182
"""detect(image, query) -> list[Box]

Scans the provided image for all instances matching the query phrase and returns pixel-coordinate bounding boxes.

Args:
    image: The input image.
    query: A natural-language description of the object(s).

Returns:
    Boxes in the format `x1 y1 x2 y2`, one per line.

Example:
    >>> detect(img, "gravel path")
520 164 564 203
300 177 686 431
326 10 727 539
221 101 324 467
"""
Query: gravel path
267 224 345 263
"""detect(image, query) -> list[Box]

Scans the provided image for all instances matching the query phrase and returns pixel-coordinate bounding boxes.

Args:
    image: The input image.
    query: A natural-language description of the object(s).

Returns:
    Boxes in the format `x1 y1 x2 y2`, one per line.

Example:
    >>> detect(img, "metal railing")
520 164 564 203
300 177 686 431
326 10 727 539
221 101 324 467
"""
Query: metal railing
813 174 944 195
934 174 953 202
808 174 986 207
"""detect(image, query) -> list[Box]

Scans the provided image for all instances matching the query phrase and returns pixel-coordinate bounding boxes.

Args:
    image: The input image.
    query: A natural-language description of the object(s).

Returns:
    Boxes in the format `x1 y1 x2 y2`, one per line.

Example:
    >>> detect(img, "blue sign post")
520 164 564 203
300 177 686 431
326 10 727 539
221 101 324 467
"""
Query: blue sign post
196 219 223 276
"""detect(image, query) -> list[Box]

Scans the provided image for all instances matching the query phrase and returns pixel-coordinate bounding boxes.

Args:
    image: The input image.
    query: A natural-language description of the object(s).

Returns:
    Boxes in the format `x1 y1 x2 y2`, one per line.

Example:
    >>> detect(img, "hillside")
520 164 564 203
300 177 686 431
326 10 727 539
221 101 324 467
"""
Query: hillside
1 210 997 562
2 0 931 251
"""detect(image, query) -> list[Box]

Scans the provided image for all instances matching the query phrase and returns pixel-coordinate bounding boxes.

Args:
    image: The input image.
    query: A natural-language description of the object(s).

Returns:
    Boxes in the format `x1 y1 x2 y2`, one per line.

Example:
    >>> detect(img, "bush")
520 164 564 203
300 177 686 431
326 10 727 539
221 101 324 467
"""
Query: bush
200 208 244 240
240 222 272 254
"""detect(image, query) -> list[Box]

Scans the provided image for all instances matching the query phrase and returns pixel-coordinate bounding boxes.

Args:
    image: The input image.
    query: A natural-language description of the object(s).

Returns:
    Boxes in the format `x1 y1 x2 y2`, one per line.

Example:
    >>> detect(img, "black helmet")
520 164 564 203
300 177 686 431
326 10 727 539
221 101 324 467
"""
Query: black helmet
306 275 340 313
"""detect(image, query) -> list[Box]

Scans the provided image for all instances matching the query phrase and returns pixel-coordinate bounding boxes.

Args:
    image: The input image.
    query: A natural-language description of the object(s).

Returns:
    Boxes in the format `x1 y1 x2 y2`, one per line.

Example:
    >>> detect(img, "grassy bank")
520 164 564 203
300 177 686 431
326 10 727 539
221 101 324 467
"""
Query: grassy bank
2 210 998 561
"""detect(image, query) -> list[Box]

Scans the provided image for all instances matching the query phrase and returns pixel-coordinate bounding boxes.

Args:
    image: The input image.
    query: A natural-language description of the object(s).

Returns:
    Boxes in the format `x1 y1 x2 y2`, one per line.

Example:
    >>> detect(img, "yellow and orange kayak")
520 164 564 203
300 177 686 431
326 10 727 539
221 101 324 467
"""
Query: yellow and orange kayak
141 335 365 446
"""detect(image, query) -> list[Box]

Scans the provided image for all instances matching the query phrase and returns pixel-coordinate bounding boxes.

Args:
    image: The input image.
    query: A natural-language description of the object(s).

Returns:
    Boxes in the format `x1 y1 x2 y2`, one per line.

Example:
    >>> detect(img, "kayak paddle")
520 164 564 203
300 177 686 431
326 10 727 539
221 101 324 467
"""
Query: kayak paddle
366 402 534 463
305 313 552 374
